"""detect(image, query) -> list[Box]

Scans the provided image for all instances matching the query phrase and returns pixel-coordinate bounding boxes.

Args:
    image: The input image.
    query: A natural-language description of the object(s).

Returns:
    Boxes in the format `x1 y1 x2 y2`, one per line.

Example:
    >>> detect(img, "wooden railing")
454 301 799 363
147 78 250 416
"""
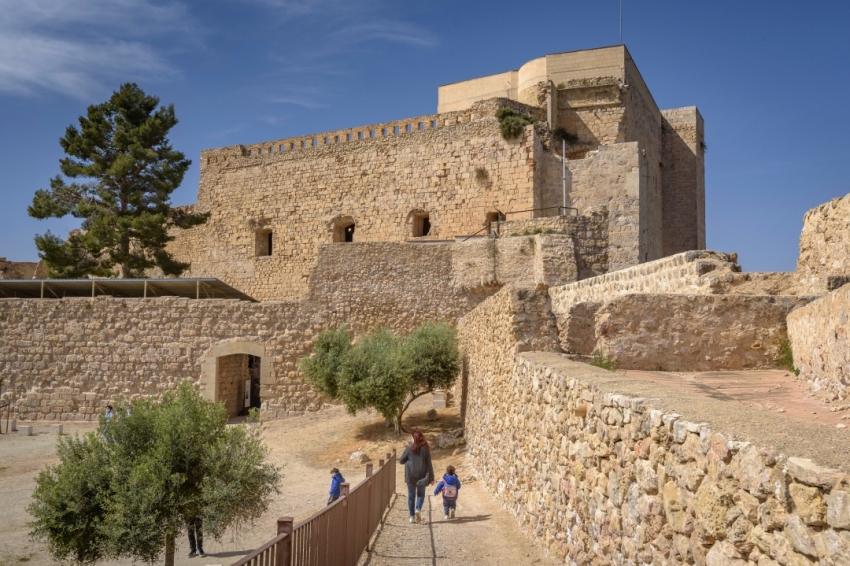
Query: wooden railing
232 449 396 566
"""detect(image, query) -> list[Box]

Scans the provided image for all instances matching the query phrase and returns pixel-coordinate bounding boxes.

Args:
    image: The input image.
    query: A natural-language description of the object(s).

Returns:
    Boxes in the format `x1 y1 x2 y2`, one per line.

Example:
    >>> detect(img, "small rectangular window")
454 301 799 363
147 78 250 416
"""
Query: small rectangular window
255 229 273 257
406 124 412 132
431 120 437 128
419 122 424 130
394 126 400 134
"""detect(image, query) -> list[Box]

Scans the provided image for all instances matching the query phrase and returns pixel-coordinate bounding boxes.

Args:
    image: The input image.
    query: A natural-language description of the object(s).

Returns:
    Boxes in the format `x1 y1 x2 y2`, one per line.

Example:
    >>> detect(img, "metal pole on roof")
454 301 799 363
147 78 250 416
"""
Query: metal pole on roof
620 0 623 44
196 280 200 300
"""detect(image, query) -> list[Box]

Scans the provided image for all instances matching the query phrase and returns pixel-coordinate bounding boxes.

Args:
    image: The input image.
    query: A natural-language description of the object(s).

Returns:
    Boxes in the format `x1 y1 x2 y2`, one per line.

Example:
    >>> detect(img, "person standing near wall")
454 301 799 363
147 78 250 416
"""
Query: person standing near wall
327 468 345 505
398 430 434 524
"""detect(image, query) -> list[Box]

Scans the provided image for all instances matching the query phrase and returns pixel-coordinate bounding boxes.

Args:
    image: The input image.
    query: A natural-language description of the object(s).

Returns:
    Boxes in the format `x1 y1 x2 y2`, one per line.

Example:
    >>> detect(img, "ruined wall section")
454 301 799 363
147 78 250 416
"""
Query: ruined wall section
661 107 706 256
549 250 740 314
170 101 540 301
463 350 850 565
0 258 44 280
788 284 850 402
797 193 850 294
591 294 813 371
492 212 610 280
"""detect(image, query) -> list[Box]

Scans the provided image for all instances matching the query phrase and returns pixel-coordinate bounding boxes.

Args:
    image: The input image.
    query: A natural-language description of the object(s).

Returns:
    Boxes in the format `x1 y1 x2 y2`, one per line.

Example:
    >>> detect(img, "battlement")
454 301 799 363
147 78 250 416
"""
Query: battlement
201 98 544 166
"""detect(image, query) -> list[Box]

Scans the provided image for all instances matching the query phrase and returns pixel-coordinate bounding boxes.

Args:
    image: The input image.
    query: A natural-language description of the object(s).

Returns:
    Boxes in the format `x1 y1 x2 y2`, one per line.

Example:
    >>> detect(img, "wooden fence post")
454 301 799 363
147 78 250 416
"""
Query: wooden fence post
276 516 293 566
365 463 374 551
340 482 351 564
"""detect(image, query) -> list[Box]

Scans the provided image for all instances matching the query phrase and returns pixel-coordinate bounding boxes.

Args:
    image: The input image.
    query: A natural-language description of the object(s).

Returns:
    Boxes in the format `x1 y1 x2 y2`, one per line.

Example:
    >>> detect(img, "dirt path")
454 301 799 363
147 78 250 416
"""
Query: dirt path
0 398 551 566
358 463 556 566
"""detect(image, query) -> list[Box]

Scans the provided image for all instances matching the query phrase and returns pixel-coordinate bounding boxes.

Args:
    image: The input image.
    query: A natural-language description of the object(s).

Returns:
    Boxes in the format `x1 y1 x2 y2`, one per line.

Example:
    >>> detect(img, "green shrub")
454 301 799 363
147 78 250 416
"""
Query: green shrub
590 350 619 372
778 339 800 376
553 127 579 144
496 107 535 140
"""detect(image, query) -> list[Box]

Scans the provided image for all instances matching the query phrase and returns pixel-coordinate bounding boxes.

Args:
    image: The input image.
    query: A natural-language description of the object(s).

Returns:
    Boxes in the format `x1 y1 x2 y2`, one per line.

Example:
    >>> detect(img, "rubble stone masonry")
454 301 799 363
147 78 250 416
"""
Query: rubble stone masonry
458 288 850 565
797 193 850 294
788 283 850 403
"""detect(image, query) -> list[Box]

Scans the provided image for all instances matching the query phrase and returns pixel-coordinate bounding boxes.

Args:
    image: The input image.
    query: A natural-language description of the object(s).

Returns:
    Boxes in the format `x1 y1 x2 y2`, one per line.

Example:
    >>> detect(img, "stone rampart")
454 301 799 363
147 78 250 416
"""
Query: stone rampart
788 284 850 402
170 99 545 301
548 251 741 343
458 291 850 565
0 297 325 421
0 258 44 280
592 294 814 371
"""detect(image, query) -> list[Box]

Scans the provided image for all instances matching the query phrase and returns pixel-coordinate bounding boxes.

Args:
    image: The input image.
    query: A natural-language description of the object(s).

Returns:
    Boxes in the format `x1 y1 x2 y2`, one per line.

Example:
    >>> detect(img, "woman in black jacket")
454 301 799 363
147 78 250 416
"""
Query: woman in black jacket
398 429 435 523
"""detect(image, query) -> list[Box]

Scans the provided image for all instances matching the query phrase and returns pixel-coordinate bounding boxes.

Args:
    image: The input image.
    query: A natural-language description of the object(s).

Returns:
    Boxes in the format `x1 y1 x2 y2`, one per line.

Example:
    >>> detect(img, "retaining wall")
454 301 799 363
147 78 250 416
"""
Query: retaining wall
458 289 850 565
788 284 850 402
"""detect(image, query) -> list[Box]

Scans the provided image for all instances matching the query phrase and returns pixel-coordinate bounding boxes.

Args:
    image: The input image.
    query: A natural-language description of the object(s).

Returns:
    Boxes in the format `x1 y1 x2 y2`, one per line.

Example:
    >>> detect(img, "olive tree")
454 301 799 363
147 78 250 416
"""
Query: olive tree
28 382 281 565
300 320 460 433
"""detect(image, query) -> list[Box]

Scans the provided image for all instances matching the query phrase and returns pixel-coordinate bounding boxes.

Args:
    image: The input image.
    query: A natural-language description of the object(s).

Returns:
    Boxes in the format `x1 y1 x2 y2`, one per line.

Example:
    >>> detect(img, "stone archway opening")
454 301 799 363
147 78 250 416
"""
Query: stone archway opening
199 341 272 419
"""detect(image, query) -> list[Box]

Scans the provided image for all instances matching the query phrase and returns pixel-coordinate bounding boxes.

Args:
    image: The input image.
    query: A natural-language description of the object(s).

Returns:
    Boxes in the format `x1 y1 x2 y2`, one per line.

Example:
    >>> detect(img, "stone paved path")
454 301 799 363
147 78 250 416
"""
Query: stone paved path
358 467 557 566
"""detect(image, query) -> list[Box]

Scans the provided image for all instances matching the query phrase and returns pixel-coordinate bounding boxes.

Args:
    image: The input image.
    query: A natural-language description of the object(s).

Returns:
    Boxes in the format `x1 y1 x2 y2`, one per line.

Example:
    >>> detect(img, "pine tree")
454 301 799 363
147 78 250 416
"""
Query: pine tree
28 83 208 278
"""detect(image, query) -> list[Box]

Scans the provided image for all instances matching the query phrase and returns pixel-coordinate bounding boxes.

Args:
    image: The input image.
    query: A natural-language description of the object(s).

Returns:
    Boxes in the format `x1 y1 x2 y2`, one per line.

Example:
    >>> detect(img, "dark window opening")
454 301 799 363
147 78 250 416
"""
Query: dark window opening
412 213 431 237
255 229 273 256
333 220 356 243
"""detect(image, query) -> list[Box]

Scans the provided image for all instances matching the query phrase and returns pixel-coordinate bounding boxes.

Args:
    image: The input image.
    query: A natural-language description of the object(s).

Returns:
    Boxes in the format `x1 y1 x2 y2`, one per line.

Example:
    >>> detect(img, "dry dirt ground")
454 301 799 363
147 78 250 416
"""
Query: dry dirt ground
0 397 555 566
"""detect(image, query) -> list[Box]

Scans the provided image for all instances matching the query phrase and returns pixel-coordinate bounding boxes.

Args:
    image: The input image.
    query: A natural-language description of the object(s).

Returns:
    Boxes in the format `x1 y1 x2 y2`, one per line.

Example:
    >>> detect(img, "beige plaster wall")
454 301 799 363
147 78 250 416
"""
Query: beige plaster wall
437 71 518 114
788 284 850 402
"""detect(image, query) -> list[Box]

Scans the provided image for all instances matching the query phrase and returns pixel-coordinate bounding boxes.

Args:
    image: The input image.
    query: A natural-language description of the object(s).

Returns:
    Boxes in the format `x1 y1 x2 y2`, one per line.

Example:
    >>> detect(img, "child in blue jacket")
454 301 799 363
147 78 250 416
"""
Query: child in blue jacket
433 465 461 519
328 468 345 505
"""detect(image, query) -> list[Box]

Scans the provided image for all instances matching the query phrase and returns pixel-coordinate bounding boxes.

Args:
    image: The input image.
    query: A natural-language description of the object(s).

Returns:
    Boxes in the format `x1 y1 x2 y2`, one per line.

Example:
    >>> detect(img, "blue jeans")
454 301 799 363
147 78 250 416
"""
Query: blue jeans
407 480 426 517
443 498 457 515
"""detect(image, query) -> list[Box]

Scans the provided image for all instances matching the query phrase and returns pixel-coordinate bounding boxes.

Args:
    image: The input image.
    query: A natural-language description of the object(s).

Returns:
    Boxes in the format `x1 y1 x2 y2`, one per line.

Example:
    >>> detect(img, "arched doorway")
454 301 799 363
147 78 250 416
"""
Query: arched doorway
199 341 273 418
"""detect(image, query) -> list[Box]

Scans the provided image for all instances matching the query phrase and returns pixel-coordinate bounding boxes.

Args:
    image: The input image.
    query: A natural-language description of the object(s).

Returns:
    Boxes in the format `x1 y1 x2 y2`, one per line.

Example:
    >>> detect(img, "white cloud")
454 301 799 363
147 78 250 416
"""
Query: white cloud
0 0 197 99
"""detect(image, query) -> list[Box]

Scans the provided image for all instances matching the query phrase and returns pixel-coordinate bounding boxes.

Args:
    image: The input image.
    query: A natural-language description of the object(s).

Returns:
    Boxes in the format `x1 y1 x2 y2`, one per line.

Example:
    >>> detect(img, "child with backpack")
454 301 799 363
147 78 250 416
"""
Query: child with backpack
433 465 461 519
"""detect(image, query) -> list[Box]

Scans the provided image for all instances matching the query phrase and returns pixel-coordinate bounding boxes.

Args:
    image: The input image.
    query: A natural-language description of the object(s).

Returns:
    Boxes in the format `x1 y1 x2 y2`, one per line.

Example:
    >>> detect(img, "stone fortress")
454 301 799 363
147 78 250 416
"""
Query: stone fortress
2 45 850 565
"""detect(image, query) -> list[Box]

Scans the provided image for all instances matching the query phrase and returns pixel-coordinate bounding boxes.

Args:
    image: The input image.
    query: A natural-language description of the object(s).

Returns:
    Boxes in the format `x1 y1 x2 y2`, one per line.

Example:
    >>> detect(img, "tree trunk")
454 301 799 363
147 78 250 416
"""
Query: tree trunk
164 531 175 566
395 412 404 436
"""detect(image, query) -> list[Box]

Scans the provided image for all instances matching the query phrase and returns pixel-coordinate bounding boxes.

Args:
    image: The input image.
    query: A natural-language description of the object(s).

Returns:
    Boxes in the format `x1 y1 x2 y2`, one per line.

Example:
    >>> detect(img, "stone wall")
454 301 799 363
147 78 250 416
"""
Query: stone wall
0 232 588 422
0 297 325 421
458 292 850 565
168 98 547 301
662 107 706 256
590 294 813 371
0 258 44 280
536 142 647 272
788 284 850 403
797 193 850 294
549 250 741 318
455 284 560 420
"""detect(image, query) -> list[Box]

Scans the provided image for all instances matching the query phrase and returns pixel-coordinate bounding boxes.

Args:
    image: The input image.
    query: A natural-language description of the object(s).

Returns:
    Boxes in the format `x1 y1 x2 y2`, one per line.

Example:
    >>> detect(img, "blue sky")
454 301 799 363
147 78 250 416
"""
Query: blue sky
0 0 847 272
